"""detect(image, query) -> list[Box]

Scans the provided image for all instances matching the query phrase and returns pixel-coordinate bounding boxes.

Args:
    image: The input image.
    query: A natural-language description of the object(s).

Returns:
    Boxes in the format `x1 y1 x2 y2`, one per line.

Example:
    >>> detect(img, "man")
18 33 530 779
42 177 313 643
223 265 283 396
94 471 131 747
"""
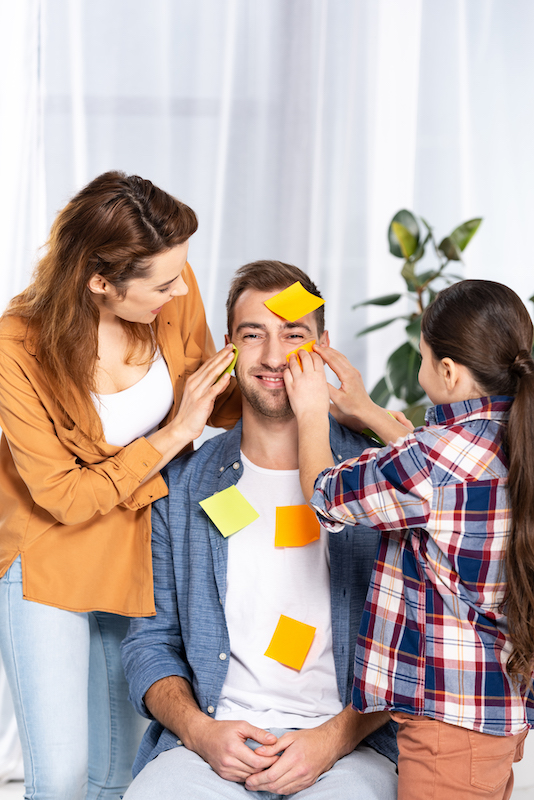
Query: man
122 260 398 799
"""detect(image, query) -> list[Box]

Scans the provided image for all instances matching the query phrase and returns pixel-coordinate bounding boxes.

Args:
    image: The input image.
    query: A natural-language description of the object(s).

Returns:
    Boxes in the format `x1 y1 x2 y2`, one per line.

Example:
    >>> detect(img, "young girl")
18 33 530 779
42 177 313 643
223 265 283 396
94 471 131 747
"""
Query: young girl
284 279 534 800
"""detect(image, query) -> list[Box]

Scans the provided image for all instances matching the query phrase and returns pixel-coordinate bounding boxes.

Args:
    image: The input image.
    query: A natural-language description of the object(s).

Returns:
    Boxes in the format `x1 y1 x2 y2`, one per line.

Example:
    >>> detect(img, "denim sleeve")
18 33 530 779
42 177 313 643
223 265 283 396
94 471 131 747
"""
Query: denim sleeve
121 493 193 718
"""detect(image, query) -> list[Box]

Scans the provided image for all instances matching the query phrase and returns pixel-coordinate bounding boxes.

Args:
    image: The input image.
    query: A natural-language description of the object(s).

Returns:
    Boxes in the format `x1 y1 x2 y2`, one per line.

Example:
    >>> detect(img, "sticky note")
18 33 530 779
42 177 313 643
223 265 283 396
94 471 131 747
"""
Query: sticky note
264 282 325 322
285 340 315 366
199 485 259 537
216 344 238 382
265 615 316 671
275 504 320 547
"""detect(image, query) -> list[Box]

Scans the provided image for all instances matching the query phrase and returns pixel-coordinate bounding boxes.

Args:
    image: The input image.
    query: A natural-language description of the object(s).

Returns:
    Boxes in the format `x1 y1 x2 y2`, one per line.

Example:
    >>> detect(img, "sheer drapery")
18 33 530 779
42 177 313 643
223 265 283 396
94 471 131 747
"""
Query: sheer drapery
2 0 534 788
3 0 534 386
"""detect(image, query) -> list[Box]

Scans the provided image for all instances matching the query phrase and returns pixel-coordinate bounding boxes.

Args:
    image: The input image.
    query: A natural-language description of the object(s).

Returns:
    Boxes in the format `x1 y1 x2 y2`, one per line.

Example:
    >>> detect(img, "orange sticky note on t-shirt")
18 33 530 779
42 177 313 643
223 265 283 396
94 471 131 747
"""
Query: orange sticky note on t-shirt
275 505 320 547
264 282 324 322
265 615 316 671
285 339 315 366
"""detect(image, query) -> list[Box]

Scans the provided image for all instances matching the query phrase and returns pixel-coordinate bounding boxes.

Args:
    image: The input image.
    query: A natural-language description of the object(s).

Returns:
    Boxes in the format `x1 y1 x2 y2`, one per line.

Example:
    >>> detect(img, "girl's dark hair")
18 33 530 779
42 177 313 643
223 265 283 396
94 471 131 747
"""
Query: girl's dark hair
5 171 197 438
421 279 534 682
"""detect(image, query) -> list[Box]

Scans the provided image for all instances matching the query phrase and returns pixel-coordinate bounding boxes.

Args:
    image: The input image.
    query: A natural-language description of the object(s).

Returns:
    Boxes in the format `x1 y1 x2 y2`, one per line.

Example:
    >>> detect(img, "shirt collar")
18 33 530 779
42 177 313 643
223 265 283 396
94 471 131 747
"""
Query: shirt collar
425 396 514 427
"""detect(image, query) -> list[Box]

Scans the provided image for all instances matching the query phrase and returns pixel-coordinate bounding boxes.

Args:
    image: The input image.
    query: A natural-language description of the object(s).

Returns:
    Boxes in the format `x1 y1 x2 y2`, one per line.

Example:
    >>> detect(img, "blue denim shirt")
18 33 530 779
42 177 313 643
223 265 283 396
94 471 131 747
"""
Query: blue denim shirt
122 418 398 776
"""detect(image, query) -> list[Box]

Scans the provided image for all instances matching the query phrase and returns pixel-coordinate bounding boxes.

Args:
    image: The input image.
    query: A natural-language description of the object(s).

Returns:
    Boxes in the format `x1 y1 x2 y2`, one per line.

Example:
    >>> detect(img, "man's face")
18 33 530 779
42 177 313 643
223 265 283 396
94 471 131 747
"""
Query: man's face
227 288 329 419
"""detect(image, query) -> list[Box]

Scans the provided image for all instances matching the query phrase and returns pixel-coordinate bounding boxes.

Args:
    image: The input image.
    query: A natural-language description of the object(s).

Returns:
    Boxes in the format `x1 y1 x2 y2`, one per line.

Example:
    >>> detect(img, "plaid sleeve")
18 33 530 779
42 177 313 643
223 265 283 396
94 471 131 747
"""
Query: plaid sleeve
311 433 433 531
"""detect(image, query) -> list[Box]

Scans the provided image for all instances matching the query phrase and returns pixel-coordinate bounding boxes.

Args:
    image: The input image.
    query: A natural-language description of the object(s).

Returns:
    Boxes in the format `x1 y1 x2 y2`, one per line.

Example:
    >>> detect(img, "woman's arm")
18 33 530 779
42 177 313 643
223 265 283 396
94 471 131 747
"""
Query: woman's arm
0 344 235 525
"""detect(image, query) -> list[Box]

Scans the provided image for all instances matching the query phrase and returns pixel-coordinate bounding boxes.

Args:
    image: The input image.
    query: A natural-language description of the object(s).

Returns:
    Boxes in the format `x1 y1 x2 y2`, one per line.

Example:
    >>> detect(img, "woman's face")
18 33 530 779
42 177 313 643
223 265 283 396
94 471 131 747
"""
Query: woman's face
92 242 190 324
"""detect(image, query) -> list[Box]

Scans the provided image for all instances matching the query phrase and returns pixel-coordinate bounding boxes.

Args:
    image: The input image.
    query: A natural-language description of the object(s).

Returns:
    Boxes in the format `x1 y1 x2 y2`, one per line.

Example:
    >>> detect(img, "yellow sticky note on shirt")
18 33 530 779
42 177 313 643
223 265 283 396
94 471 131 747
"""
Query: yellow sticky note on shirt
216 344 238 382
275 505 320 547
199 485 259 538
264 282 325 322
285 340 315 366
265 615 316 671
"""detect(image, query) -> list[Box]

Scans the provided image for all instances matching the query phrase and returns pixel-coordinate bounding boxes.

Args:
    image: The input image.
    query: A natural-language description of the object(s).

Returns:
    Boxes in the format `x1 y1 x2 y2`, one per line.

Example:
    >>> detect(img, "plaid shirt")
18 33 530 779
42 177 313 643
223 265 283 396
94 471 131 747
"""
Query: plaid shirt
312 397 534 736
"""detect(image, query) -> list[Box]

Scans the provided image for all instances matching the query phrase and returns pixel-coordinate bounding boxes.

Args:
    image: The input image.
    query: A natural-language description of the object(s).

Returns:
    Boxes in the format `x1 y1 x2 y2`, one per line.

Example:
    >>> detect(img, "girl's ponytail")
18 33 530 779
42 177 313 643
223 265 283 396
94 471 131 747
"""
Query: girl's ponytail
504 354 534 680
421 280 534 683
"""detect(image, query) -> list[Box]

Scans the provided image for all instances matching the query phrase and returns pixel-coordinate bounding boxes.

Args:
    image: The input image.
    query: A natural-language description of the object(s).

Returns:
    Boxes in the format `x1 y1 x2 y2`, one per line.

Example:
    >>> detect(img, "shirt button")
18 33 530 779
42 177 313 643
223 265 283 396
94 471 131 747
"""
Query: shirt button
219 466 224 473
219 652 227 660
337 454 342 460
176 739 182 746
232 462 240 470
207 705 215 714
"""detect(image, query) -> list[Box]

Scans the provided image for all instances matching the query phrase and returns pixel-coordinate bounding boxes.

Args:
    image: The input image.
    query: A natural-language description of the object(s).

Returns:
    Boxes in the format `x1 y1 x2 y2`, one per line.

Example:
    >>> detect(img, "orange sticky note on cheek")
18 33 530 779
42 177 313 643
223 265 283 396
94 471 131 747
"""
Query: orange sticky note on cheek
264 615 316 671
275 505 320 547
264 282 324 322
285 340 315 366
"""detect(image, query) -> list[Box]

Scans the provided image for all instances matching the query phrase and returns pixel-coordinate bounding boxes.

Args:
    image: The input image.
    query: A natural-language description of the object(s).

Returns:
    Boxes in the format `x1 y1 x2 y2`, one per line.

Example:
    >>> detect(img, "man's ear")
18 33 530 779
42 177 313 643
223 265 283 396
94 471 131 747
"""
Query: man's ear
87 274 108 296
224 333 231 346
318 330 330 347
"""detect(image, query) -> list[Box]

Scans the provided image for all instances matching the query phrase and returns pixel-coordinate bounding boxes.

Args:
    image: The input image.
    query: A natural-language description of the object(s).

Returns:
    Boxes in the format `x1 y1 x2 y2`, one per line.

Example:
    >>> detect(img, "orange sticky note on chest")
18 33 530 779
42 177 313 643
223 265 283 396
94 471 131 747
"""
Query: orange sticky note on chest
275 504 320 547
265 614 316 671
264 282 324 322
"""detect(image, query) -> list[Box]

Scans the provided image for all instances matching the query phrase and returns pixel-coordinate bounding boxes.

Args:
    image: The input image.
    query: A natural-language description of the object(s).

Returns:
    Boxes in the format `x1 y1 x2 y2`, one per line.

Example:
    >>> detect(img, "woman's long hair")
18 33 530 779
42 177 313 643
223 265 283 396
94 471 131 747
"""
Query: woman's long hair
5 171 197 437
421 279 534 683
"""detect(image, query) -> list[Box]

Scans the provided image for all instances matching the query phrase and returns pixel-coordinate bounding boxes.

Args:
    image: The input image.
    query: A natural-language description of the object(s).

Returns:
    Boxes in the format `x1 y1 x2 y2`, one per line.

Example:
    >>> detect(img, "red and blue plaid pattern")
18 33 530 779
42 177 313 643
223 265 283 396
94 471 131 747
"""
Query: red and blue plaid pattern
312 397 534 735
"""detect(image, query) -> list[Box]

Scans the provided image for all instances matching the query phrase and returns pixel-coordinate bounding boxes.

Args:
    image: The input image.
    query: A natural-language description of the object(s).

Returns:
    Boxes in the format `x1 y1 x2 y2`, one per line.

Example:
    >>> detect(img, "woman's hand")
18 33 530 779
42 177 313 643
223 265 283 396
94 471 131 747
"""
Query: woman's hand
170 344 236 442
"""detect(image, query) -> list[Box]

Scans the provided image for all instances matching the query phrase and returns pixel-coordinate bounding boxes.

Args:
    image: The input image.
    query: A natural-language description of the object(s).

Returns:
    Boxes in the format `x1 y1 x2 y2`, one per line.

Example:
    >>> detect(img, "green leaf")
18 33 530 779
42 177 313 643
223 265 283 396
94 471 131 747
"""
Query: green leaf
449 218 483 252
405 317 422 352
356 316 408 337
385 341 425 405
352 293 401 309
392 222 418 259
438 236 462 261
401 260 417 291
388 210 420 258
414 268 440 288
408 239 426 264
529 295 534 304
420 216 433 233
403 403 429 427
369 376 391 407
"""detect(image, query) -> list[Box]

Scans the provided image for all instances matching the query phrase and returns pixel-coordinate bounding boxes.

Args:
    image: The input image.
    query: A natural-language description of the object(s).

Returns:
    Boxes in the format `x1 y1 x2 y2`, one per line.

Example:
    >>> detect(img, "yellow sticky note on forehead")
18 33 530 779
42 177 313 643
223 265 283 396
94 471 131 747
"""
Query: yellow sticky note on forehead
265 615 316 671
264 282 325 322
275 505 320 547
199 485 259 538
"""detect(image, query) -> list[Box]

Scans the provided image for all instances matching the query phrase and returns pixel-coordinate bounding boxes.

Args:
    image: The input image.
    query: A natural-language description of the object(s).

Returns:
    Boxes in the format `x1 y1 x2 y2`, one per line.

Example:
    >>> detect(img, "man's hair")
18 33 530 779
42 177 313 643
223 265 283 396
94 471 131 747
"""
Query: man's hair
226 260 324 336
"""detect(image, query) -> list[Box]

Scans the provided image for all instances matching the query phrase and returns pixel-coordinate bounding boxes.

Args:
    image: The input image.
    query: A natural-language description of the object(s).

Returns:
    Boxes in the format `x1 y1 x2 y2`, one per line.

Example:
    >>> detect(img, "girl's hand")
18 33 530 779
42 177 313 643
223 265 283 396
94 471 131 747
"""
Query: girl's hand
312 345 376 424
283 349 331 422
170 345 235 442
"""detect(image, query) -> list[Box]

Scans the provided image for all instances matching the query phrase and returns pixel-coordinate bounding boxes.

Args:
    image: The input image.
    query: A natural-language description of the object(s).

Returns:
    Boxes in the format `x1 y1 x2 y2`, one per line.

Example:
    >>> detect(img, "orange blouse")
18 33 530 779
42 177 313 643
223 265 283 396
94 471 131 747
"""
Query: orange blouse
0 264 240 616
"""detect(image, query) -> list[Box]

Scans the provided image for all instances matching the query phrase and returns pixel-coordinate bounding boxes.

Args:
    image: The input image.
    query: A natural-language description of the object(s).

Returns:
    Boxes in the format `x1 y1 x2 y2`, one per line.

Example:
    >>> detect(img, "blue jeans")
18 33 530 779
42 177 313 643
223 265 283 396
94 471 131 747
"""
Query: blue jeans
123 729 398 799
0 557 147 800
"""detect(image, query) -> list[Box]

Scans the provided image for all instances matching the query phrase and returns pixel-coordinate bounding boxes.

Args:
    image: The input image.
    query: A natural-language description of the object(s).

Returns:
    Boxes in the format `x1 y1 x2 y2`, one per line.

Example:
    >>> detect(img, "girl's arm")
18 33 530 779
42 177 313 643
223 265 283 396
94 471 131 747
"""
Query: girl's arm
284 346 412 501
283 350 335 501
314 345 412 443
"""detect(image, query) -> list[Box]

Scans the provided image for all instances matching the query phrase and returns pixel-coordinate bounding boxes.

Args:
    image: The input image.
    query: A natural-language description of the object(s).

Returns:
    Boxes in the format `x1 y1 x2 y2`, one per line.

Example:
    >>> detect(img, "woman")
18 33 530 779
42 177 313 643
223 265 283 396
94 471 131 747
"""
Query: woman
0 171 240 799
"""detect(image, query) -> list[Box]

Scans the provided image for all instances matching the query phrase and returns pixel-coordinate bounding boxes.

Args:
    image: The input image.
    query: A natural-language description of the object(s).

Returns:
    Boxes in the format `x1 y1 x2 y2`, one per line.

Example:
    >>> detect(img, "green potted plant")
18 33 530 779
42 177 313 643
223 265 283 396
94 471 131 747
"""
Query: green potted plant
355 210 482 426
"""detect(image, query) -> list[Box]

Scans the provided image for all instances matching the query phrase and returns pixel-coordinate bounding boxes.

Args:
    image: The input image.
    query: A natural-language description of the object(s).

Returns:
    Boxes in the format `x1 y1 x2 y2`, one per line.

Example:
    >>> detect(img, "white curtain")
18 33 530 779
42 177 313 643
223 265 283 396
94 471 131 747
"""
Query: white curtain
3 0 534 386
2 0 534 788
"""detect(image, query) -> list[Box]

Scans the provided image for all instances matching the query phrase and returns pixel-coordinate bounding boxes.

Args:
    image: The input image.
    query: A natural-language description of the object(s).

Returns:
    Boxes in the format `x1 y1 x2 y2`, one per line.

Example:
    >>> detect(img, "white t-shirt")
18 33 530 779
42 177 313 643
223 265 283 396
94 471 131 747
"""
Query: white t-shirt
92 355 174 447
215 452 343 729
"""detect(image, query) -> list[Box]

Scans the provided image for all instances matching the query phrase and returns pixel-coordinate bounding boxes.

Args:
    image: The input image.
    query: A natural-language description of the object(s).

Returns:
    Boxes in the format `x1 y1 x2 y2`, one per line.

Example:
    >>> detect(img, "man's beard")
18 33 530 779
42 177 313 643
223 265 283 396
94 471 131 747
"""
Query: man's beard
235 365 294 420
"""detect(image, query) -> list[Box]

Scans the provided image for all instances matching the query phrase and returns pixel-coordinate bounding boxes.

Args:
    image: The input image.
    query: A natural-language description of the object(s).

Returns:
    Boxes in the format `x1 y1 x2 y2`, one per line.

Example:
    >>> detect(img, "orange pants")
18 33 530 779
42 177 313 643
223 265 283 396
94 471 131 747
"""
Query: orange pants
391 712 528 800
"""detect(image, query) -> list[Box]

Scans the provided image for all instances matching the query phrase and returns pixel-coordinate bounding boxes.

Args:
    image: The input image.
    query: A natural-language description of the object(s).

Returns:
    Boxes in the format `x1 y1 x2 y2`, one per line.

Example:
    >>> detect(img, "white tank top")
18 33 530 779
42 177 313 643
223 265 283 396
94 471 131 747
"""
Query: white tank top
92 355 174 447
